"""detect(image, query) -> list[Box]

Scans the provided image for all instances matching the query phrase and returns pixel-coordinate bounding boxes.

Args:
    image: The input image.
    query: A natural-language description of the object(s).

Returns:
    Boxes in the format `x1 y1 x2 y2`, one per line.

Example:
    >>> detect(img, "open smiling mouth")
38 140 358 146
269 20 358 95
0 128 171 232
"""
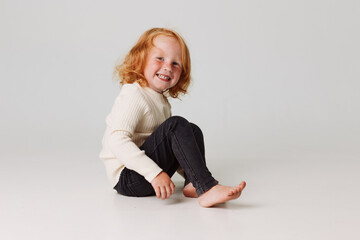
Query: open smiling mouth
156 73 171 81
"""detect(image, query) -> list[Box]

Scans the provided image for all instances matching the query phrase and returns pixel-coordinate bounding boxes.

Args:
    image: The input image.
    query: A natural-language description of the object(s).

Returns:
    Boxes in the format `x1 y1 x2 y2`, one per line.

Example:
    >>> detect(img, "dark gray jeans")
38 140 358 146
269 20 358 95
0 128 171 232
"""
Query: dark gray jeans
113 116 218 197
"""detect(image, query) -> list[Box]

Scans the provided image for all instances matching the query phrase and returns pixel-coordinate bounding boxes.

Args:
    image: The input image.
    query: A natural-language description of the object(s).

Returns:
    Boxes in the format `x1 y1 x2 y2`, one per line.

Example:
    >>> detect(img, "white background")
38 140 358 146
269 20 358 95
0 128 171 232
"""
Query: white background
1 0 359 158
1 1 359 239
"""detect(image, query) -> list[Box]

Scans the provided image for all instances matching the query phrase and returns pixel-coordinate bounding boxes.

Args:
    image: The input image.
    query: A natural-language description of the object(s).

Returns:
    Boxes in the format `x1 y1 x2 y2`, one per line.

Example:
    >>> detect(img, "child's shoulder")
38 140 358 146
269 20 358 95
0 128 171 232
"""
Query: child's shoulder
121 82 141 91
119 82 144 96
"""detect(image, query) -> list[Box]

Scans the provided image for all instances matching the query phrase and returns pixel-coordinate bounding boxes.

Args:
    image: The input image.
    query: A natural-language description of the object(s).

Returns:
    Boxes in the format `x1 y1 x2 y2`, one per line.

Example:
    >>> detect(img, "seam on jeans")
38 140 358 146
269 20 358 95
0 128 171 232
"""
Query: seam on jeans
147 133 169 156
119 169 141 197
169 130 203 192
122 168 144 186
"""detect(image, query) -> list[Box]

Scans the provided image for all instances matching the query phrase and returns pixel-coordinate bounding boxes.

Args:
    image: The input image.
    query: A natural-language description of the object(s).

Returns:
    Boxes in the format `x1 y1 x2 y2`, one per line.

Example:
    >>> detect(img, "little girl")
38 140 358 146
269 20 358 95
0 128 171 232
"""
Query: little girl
99 28 246 207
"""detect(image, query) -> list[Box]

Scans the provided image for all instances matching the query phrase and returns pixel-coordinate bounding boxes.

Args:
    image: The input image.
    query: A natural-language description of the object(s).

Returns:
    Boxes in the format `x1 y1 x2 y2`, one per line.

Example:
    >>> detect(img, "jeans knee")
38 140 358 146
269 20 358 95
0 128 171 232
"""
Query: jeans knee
189 123 202 135
167 116 189 125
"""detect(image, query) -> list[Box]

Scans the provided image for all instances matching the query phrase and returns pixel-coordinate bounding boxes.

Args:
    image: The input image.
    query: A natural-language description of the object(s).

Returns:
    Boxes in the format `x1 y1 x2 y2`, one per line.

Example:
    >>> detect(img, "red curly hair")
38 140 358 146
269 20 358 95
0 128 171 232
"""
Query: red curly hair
114 28 191 98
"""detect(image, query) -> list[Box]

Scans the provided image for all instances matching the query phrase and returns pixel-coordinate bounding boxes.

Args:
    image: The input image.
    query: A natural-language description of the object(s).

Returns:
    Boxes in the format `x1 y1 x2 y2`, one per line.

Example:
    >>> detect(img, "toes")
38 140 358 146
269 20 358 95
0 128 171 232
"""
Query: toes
228 187 238 196
239 181 246 190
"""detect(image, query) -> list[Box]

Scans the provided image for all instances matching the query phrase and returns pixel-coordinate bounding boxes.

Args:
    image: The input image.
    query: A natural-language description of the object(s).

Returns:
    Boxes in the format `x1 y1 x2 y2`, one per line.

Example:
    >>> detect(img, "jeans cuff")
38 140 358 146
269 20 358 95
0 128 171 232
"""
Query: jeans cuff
195 178 218 196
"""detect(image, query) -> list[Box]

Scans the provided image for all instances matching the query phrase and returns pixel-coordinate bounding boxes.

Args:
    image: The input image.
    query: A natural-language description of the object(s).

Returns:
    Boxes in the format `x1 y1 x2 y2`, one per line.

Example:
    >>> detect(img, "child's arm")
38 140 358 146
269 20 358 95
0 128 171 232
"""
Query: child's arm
107 85 163 183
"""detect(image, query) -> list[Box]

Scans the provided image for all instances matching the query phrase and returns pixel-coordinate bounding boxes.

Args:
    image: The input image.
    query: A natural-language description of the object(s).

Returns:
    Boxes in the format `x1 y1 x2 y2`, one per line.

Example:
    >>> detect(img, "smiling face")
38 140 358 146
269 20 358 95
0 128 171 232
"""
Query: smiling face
143 35 183 93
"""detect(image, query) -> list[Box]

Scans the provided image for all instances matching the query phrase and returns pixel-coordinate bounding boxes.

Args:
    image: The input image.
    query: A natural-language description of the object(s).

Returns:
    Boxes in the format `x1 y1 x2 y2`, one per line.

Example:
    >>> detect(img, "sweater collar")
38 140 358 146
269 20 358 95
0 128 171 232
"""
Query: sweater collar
144 87 167 102
134 82 166 102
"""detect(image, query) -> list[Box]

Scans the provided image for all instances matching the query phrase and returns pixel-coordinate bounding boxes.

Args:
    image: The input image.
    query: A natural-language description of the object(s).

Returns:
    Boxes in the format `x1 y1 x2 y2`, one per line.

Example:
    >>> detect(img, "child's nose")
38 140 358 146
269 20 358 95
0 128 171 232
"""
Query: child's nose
162 62 172 72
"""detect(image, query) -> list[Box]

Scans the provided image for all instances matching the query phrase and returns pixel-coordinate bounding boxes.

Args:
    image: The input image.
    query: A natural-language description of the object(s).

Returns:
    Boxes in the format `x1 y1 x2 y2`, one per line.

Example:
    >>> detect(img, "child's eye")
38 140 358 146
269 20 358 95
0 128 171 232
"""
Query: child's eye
172 62 179 66
156 57 164 61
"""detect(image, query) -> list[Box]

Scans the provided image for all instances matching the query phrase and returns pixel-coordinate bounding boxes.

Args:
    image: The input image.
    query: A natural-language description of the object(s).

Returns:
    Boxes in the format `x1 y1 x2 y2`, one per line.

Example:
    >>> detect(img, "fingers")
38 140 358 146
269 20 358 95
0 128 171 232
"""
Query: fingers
164 185 171 199
170 181 175 195
160 186 166 200
162 185 173 200
159 182 175 200
151 173 176 200
167 181 175 198
155 186 161 199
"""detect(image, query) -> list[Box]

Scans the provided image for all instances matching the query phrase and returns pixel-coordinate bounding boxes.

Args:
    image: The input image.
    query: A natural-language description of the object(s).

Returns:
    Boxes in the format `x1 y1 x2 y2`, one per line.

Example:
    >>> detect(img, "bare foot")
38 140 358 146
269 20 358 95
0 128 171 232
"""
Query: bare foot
198 181 246 208
183 183 198 198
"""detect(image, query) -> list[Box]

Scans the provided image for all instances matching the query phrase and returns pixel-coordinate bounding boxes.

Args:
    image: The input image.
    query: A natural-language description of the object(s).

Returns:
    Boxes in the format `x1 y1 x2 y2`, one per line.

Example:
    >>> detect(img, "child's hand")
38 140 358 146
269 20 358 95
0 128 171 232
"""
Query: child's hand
151 171 175 200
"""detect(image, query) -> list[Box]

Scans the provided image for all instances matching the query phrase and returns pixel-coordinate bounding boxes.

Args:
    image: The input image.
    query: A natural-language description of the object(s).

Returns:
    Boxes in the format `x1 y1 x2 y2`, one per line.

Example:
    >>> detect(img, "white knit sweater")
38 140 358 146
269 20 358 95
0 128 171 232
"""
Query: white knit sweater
99 82 171 187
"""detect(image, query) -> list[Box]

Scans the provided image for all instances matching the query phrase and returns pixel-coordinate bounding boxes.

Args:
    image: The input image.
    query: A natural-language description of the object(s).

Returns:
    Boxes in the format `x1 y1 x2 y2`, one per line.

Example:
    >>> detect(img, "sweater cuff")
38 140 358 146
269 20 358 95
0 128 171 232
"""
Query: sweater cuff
144 168 163 183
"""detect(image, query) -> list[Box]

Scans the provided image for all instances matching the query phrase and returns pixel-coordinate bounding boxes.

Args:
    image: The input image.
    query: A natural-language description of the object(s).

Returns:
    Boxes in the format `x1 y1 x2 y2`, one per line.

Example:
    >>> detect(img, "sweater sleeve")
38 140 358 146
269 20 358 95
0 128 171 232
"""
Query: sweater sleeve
106 85 162 183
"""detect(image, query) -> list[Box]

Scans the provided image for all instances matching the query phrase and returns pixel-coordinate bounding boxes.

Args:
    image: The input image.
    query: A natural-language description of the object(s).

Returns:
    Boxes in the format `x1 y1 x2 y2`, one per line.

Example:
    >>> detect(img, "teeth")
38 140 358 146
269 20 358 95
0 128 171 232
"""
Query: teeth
157 74 170 80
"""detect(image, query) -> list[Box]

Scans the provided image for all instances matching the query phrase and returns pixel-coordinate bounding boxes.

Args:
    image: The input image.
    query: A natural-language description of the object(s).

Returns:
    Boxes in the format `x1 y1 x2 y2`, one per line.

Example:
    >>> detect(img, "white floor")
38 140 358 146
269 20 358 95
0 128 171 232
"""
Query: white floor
1 151 359 240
